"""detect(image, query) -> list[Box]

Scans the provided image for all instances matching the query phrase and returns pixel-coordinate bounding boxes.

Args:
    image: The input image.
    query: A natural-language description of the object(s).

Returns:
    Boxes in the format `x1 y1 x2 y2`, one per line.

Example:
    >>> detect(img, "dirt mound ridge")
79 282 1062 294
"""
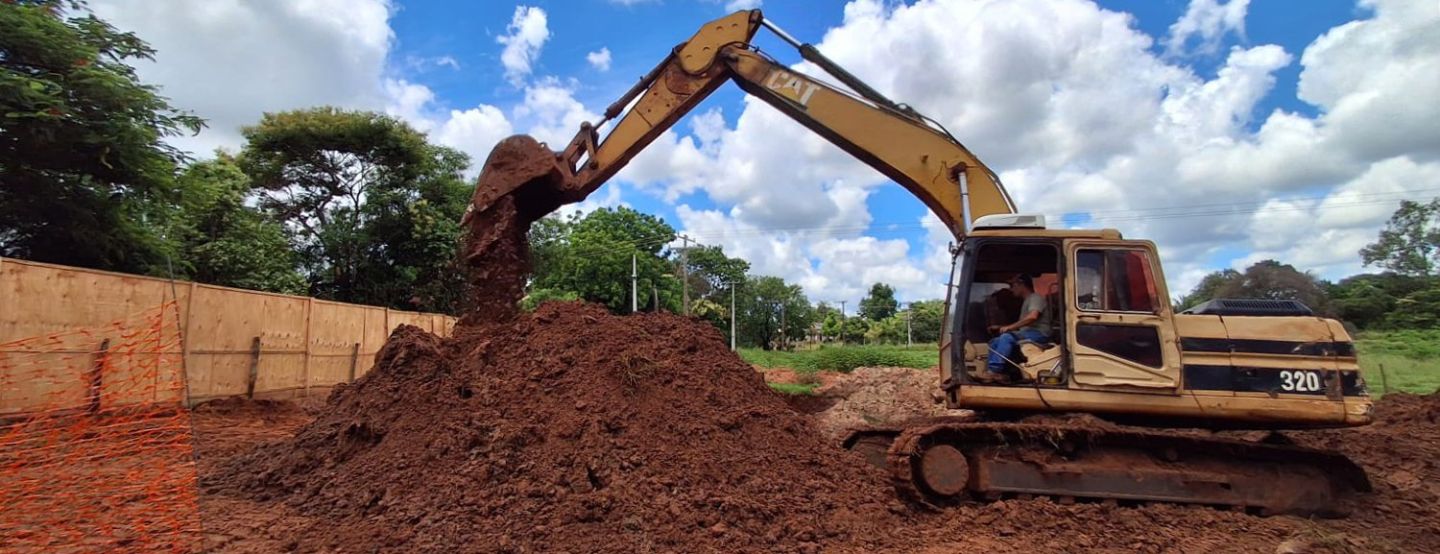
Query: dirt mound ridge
209 302 902 553
1280 392 1440 552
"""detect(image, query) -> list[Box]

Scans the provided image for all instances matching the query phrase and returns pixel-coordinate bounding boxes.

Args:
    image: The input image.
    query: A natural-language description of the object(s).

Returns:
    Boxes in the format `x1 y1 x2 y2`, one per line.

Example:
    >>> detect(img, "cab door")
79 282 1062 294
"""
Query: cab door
1065 241 1182 390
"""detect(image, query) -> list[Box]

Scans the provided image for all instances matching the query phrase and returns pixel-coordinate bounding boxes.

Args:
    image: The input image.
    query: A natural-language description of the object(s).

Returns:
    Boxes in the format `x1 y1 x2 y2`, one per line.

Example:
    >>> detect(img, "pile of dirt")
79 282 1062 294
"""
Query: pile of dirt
207 302 904 553
1279 392 1440 552
809 367 951 439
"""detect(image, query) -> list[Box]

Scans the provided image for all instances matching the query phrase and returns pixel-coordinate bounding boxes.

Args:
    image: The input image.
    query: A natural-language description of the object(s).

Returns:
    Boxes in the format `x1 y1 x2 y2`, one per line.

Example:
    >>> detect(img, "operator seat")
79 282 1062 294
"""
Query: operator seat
1016 284 1064 383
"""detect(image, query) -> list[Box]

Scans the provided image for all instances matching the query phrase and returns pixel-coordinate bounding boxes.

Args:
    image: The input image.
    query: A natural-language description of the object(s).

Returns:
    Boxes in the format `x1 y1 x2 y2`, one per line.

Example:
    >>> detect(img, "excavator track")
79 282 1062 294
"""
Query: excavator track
845 421 1370 517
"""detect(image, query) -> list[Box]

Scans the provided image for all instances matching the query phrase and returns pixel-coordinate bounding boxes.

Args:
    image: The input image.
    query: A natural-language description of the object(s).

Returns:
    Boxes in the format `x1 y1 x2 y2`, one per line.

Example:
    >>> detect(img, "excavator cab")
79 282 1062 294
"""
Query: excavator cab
940 215 1372 430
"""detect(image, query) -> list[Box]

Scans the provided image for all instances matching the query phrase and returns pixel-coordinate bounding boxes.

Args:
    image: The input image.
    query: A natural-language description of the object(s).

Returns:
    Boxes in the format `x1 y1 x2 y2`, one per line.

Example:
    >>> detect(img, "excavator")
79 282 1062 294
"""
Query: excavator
462 10 1373 516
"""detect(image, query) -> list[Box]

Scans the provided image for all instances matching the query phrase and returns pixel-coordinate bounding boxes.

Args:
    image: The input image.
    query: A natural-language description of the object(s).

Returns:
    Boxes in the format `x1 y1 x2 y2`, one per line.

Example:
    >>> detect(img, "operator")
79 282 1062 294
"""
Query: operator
980 274 1052 382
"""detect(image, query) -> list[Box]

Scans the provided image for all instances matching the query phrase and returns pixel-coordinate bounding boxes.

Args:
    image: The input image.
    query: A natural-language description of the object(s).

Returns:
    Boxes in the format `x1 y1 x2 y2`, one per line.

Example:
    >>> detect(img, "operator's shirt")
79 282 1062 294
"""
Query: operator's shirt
1018 293 1052 337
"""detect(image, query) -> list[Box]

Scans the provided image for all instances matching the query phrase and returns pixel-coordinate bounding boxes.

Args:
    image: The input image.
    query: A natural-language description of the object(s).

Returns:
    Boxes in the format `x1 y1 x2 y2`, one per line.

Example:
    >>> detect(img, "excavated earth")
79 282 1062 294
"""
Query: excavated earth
207 303 906 553
198 134 1439 552
198 358 1440 553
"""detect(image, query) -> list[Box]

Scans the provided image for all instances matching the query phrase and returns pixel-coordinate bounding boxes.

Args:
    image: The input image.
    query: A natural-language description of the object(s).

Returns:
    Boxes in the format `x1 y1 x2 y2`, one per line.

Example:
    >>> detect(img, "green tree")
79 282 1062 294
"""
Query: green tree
1329 272 1440 329
238 107 471 310
1383 286 1440 329
737 275 812 350
172 156 305 293
839 316 869 344
1176 269 1242 311
821 311 842 342
0 1 204 273
1361 198 1440 276
681 244 750 303
528 207 680 313
859 283 898 321
1177 260 1331 315
908 299 945 343
866 315 906 344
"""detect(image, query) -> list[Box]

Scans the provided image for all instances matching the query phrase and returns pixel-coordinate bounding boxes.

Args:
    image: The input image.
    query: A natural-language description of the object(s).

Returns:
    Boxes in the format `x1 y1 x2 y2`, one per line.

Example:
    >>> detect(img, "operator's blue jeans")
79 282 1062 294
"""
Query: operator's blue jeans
987 329 1049 373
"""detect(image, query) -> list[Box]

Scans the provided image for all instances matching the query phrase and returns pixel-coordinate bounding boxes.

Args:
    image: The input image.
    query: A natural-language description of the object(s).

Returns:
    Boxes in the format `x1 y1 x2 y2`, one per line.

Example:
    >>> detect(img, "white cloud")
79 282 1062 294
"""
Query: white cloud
725 0 763 11
586 47 612 71
88 0 394 155
497 6 550 86
432 105 515 171
1164 0 1251 56
435 55 461 70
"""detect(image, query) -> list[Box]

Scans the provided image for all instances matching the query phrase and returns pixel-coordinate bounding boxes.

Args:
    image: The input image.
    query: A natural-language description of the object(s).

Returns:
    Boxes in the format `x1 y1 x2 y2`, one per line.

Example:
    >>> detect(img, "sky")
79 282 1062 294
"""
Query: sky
89 0 1440 309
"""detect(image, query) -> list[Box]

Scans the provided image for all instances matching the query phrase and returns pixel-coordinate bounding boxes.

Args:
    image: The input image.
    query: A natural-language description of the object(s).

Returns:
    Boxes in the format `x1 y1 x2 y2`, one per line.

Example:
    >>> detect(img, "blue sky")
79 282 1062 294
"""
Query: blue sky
95 0 1440 305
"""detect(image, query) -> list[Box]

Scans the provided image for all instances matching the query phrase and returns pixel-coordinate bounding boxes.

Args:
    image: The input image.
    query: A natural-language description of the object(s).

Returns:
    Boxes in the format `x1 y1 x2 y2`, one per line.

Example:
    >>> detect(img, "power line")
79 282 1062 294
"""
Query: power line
524 186 1437 260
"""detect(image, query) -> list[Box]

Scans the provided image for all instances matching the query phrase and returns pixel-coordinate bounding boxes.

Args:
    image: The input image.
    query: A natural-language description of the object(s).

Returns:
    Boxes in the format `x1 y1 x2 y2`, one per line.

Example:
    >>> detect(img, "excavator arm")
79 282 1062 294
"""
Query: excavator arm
469 9 1013 239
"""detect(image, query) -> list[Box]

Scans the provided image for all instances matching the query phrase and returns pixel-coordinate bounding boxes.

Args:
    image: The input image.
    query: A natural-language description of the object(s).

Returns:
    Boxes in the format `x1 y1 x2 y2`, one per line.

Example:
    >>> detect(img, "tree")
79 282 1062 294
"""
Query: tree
172 156 305 293
859 283 898 321
866 315 906 344
238 107 472 310
737 275 813 350
1176 269 1242 311
908 299 945 343
1329 272 1440 330
1361 198 1440 276
1384 287 1440 329
1 1 204 273
681 244 750 302
821 311 843 342
528 207 680 313
839 316 869 344
1177 260 1332 315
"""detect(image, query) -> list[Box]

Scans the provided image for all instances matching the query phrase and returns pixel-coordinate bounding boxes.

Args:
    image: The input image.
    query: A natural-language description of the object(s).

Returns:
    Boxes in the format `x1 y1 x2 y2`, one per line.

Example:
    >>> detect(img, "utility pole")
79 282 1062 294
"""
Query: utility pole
779 302 787 350
678 234 692 315
652 284 659 311
729 281 737 351
905 303 913 347
631 252 638 313
838 300 847 346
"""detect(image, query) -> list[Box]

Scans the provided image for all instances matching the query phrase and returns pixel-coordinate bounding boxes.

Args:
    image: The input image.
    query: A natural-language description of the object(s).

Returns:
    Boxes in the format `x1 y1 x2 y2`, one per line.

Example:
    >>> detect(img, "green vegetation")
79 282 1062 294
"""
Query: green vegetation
766 382 818 395
741 345 935 373
1356 329 1440 396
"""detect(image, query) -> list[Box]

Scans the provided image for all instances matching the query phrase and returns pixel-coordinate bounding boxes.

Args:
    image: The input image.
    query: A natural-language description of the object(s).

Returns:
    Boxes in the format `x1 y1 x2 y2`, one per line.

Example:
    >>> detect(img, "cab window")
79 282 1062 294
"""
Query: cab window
1075 249 1158 313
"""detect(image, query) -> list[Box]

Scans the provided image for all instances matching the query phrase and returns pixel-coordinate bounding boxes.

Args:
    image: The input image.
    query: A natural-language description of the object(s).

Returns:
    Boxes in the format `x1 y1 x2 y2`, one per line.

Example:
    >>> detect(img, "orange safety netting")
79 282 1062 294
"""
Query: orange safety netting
0 302 200 553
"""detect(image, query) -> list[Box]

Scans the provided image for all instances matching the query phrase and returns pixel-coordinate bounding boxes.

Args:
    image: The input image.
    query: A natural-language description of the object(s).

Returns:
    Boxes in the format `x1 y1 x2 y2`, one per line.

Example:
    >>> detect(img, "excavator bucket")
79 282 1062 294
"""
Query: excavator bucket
460 135 574 323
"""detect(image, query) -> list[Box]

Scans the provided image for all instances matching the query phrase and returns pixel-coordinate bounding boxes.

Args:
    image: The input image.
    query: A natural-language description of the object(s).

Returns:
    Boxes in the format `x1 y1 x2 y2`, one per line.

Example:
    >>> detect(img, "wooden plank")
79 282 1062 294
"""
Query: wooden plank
0 259 170 344
181 281 197 407
88 339 110 414
247 336 261 399
302 297 313 397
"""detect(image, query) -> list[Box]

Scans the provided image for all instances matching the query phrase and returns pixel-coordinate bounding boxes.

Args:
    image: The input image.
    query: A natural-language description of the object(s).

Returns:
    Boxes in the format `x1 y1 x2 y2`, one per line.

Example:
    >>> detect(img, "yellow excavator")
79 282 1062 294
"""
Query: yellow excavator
464 10 1373 516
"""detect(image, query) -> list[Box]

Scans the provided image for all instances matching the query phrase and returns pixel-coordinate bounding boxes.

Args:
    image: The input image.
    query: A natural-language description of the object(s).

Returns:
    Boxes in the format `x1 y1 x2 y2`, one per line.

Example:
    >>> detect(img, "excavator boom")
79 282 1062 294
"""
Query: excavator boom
467 9 1013 239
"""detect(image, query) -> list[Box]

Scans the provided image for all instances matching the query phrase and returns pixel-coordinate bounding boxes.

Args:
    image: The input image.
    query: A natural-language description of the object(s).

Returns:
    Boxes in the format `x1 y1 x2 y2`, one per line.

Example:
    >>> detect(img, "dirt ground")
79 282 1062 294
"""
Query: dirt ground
764 366 956 440
190 376 1439 553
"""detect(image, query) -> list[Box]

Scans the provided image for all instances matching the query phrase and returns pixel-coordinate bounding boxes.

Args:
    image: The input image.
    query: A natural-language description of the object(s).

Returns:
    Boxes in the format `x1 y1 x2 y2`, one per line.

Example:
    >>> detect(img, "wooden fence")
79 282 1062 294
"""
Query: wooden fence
0 257 455 414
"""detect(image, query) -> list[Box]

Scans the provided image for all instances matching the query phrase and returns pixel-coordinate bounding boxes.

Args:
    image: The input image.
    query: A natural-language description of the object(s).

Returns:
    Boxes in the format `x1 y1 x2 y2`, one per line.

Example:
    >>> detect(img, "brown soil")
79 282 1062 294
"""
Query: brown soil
206 303 905 553
810 366 952 440
459 135 568 324
192 388 1440 553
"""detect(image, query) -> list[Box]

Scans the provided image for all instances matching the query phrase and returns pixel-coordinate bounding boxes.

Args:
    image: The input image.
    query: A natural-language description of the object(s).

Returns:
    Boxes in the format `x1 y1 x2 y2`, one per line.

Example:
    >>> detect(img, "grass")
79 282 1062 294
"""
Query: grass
747 331 1440 397
766 382 818 395
740 344 936 373
1356 329 1440 397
